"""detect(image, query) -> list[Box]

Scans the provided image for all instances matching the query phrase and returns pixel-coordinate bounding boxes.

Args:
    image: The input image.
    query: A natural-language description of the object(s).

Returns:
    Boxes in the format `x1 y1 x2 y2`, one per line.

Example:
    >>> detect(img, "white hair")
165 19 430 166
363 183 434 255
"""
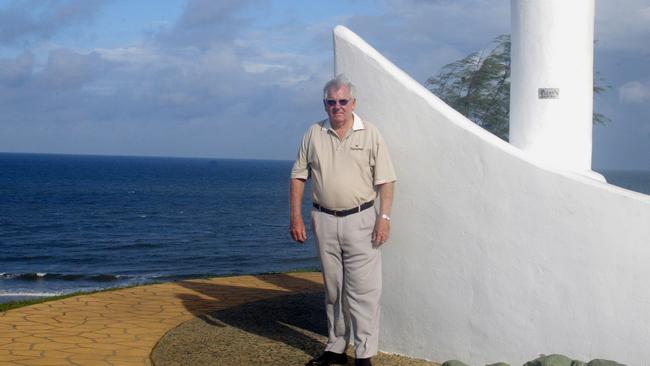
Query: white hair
323 74 357 99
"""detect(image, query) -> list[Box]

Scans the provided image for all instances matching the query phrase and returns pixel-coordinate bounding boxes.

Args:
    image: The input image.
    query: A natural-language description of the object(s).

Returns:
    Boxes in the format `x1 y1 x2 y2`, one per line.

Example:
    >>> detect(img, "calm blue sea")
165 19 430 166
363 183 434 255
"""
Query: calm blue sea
0 153 319 303
599 169 650 196
0 153 648 303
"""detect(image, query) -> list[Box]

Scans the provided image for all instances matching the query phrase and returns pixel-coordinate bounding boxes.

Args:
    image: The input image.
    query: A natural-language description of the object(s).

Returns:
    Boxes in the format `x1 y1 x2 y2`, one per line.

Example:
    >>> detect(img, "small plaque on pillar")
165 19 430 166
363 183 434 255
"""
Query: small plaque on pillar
538 88 560 99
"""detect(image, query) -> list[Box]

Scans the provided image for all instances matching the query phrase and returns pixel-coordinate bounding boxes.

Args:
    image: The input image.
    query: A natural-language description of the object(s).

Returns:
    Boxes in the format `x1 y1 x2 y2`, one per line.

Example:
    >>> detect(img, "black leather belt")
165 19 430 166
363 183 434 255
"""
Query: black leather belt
313 200 374 217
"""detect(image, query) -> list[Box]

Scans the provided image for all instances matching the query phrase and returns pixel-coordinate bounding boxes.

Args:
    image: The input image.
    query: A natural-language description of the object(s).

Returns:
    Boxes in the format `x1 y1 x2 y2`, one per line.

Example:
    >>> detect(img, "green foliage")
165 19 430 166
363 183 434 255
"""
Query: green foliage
0 292 84 312
426 34 609 140
426 34 511 140
0 285 139 312
593 70 612 125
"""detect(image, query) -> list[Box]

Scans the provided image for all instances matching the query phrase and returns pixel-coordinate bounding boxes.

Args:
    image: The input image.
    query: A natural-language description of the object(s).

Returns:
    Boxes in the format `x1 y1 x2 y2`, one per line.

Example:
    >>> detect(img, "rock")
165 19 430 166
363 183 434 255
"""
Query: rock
442 360 470 366
587 360 626 366
524 354 574 366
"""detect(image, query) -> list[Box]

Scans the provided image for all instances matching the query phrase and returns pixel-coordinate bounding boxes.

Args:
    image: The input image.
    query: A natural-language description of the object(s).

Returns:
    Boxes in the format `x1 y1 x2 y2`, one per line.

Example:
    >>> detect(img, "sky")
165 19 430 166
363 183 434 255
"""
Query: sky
0 0 648 170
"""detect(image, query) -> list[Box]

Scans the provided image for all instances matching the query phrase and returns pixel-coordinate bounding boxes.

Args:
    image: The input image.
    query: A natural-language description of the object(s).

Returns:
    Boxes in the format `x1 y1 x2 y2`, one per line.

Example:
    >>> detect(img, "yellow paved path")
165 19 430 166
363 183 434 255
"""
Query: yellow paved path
0 272 323 366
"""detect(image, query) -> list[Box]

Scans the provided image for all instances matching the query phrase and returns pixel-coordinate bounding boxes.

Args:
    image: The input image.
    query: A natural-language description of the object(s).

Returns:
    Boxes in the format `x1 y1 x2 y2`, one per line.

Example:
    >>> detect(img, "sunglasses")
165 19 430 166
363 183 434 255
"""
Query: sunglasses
324 98 352 107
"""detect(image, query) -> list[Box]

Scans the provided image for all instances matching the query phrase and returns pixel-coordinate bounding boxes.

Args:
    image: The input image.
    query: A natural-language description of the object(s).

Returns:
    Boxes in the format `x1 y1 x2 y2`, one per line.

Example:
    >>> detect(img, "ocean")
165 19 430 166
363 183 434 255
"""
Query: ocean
1 153 649 303
0 153 319 303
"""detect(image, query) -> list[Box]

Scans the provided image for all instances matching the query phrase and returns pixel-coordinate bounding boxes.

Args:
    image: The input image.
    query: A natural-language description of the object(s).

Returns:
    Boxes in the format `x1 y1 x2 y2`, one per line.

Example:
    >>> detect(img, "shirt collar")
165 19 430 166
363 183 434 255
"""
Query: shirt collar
325 112 365 131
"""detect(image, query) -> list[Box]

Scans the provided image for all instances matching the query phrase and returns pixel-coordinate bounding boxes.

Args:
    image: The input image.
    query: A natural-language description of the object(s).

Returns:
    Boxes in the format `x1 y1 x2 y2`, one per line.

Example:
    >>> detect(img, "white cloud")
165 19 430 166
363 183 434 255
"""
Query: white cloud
95 47 160 64
43 49 106 89
0 0 646 167
0 52 33 86
619 80 650 104
0 0 105 45
242 62 286 74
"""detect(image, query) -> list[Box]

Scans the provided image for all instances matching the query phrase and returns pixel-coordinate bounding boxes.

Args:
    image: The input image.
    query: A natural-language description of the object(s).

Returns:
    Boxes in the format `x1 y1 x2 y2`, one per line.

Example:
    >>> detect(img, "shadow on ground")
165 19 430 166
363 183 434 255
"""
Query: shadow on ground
151 274 439 365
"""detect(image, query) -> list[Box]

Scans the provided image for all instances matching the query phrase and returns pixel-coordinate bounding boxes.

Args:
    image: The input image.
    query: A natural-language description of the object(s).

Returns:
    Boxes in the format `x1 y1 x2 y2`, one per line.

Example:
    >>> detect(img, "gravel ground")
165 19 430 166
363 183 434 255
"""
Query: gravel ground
151 292 440 366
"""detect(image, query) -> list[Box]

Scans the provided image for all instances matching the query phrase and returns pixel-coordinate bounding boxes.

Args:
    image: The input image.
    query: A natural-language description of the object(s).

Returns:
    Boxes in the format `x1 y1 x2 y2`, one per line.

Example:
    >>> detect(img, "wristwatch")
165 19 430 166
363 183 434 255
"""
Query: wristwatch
380 214 391 221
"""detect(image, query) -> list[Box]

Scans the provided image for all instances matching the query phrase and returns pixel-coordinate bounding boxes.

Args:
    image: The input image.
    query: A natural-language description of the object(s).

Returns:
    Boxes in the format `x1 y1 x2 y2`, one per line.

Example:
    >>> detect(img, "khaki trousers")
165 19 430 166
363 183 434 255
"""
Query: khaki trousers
311 207 381 359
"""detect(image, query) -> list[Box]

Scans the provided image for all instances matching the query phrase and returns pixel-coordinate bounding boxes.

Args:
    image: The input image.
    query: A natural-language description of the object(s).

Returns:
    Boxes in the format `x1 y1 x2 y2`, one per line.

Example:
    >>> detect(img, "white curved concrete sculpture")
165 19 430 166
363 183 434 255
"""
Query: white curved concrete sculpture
333 26 650 365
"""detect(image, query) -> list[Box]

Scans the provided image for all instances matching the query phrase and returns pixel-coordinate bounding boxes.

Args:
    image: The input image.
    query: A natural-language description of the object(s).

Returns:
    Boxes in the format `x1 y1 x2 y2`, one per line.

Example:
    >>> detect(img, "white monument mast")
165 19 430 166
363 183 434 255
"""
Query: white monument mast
509 0 603 180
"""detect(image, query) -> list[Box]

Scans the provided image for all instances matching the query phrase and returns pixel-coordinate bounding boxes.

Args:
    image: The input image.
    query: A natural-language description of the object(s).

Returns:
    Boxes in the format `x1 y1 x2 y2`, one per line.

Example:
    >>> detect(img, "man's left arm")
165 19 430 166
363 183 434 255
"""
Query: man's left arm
372 181 394 247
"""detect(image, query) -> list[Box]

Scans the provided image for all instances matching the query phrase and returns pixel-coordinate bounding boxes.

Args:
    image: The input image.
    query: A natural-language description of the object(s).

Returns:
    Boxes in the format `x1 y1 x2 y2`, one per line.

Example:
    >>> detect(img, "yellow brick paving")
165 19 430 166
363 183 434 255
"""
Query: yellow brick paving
0 272 323 366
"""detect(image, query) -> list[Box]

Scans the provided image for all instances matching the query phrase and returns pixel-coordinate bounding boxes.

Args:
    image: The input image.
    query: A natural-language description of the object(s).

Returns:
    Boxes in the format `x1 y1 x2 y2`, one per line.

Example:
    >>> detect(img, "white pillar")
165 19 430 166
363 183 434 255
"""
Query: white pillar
509 0 600 178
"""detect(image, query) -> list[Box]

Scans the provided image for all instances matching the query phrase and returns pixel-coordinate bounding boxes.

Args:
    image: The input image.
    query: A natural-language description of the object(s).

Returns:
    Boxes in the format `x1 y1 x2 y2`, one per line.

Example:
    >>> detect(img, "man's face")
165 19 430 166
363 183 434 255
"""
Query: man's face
324 86 356 126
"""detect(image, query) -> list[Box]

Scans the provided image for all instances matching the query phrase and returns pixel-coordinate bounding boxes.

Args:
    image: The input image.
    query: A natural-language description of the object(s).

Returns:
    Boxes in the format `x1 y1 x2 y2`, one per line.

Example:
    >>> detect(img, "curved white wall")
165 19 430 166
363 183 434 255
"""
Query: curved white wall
333 26 650 365
510 0 595 175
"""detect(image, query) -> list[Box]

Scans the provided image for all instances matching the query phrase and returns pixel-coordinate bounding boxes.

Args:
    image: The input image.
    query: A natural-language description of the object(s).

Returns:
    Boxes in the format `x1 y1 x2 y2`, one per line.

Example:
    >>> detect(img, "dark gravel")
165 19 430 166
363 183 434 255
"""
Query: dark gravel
151 292 439 366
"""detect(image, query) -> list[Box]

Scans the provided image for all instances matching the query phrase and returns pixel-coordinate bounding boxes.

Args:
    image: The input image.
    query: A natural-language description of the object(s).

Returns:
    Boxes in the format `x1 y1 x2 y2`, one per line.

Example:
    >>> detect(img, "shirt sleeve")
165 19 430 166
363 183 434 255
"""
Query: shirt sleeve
373 130 397 185
290 129 310 180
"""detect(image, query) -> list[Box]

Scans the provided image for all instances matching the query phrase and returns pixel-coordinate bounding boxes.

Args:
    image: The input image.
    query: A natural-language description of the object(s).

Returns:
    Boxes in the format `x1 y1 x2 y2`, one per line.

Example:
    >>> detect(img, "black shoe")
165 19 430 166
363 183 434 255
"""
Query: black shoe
306 351 348 366
355 358 372 366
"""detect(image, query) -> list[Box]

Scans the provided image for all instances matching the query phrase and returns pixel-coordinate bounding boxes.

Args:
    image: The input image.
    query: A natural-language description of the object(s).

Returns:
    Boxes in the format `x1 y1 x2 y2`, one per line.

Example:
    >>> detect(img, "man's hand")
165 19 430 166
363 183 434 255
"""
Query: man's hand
373 181 394 247
372 216 390 247
291 216 307 243
290 178 307 244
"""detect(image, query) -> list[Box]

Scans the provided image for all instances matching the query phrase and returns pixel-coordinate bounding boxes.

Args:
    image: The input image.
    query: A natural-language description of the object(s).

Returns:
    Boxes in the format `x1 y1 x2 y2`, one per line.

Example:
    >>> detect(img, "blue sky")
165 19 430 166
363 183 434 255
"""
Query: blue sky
0 0 648 170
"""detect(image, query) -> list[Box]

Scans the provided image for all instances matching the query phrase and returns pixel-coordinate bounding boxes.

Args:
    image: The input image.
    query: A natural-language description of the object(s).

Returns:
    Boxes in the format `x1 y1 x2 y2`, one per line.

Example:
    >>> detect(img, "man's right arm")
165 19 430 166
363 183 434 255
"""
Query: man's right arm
290 178 307 243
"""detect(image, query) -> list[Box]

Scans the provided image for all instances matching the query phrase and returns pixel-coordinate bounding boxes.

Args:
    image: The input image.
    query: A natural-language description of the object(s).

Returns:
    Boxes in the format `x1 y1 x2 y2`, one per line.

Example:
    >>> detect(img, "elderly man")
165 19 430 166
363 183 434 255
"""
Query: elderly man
290 75 396 366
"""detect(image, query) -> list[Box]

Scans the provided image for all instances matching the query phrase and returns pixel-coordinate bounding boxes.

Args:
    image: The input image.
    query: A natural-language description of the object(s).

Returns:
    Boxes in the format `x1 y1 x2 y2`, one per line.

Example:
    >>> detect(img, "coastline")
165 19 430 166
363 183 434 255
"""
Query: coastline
0 272 328 365
1 294 50 303
0 269 320 311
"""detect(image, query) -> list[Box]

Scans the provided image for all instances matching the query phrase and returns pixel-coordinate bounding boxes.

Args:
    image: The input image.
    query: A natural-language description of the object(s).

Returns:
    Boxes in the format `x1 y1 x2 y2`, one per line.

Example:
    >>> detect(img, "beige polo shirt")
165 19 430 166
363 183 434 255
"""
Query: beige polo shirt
291 113 397 210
